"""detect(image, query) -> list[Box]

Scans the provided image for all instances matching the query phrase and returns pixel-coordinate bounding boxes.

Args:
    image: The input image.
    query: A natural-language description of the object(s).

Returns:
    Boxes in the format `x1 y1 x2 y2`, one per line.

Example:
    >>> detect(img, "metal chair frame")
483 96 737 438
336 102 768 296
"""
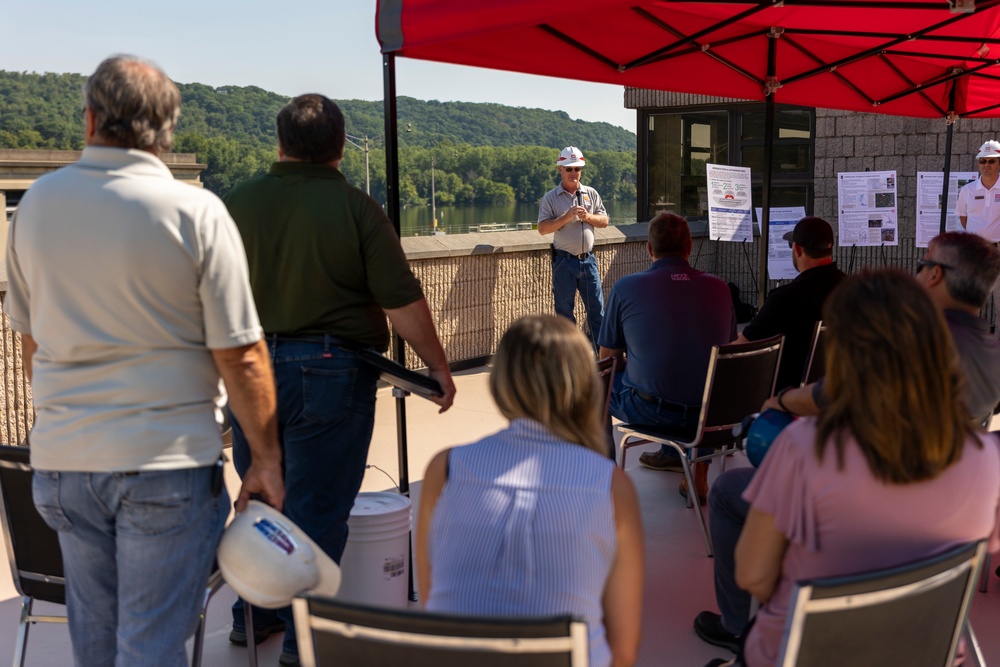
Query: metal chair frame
617 335 783 556
778 541 986 667
293 595 589 667
801 321 826 387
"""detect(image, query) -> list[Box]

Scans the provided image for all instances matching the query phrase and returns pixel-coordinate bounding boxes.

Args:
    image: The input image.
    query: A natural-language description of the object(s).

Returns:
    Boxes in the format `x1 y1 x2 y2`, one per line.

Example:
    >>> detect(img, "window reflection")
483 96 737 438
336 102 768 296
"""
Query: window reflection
643 105 814 226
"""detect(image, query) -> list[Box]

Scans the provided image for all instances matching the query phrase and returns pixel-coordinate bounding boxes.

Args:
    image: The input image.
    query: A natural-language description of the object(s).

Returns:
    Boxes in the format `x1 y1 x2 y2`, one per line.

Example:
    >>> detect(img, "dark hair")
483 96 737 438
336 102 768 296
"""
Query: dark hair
83 55 180 152
929 232 1000 308
276 94 345 164
816 270 978 484
648 212 692 258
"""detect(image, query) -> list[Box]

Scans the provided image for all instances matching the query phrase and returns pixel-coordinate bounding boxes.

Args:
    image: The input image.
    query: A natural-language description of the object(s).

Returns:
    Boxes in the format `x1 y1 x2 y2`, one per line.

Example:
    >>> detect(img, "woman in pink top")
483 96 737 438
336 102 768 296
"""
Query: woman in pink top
728 270 1000 667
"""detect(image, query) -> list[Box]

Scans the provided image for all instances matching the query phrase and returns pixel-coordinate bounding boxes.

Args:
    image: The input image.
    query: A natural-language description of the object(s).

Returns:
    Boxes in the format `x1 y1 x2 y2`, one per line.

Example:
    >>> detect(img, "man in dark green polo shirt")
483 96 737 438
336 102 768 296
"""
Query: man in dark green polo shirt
222 94 456 667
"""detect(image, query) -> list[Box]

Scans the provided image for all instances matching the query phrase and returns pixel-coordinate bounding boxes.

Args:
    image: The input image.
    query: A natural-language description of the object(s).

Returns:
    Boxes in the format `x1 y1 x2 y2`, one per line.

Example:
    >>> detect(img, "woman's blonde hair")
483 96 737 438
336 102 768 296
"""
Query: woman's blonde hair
490 315 606 454
816 270 979 483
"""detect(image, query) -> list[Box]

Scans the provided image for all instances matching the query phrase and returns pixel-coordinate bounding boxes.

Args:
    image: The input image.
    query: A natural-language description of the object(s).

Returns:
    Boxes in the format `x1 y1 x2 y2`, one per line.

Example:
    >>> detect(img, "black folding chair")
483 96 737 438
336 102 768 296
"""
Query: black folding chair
617 335 783 556
777 541 986 667
801 321 826 386
596 356 617 461
292 595 589 667
0 444 238 667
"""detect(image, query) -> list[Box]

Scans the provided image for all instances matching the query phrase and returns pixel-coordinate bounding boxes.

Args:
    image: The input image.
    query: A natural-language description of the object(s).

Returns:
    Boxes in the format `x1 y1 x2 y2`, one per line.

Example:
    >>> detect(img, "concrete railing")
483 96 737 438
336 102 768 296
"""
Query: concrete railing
0 228 991 441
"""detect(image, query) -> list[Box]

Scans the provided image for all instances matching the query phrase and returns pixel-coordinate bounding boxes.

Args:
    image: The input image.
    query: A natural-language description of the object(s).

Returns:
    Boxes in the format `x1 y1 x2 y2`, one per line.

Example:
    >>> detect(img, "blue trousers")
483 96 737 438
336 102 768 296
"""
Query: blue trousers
230 336 379 657
552 252 604 347
709 467 755 637
33 466 228 667
609 373 708 457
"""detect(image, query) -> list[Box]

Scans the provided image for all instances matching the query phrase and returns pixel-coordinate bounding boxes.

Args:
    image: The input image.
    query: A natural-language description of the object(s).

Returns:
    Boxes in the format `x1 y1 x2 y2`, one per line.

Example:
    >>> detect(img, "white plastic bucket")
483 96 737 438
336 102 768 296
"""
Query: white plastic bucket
337 492 412 608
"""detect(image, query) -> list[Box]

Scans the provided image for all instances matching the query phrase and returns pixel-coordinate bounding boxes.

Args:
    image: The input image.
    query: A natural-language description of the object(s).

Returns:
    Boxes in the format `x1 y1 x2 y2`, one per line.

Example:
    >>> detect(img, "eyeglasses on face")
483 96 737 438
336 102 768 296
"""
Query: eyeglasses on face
979 158 998 165
562 167 582 172
915 258 954 274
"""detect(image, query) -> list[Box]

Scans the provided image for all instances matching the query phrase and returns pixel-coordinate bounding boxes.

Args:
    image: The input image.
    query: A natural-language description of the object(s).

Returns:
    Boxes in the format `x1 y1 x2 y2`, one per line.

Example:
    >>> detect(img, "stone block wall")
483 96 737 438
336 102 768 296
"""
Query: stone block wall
813 109 998 237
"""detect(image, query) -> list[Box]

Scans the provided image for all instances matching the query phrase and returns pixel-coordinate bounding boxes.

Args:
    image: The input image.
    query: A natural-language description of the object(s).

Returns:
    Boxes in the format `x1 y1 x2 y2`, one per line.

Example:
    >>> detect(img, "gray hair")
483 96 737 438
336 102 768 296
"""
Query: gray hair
83 55 180 153
929 232 1000 308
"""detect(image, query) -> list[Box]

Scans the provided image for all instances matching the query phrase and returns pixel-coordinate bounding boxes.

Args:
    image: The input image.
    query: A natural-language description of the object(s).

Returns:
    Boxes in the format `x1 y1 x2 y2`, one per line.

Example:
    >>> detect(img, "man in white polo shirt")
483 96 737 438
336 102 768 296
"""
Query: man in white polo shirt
538 146 609 348
4 55 284 667
957 139 1000 241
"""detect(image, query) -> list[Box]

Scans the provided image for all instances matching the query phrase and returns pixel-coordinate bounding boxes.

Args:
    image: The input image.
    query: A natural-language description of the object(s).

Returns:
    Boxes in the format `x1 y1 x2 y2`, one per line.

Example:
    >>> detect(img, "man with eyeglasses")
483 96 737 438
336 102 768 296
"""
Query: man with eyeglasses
538 146 609 348
957 140 1000 242
692 231 1000 657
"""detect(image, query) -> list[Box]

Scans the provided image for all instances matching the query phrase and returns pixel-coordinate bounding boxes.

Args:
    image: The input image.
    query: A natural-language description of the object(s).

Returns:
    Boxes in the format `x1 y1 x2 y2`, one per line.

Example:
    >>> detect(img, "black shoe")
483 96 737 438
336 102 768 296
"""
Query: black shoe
694 611 741 653
228 619 286 646
704 660 734 667
279 648 300 666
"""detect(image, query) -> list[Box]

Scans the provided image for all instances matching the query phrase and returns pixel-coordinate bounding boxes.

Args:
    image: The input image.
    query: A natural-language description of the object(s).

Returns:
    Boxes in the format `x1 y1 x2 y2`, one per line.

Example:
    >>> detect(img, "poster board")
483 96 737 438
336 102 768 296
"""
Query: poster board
707 163 753 242
837 171 898 246
915 171 977 247
755 206 806 281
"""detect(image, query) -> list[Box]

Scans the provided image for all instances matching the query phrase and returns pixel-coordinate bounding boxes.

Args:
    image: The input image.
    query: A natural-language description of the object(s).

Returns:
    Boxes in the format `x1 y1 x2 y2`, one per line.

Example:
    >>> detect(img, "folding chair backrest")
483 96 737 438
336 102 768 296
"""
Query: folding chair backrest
801 321 826 386
293 596 589 667
778 541 984 667
699 335 783 437
596 357 616 429
0 444 65 605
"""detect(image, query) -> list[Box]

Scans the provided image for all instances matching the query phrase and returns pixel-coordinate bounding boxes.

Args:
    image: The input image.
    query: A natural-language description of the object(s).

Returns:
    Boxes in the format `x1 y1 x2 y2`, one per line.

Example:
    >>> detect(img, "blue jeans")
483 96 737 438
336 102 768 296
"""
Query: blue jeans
552 252 604 347
230 336 379 658
709 467 755 636
609 373 709 457
33 466 228 667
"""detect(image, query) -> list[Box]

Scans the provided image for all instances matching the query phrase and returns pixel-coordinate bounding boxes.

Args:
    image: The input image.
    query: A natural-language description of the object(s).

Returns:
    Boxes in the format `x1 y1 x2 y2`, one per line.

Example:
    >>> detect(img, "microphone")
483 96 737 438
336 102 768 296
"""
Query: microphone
576 189 584 207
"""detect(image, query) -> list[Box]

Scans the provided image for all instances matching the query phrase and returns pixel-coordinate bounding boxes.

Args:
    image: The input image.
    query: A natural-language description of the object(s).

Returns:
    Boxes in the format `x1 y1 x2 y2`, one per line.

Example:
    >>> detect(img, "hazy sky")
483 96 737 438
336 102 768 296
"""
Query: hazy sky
4 1 636 134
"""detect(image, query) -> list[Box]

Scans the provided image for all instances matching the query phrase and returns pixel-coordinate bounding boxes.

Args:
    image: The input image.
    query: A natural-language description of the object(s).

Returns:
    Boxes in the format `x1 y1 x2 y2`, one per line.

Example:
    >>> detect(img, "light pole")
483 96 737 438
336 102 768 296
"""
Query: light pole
345 133 373 195
431 156 437 231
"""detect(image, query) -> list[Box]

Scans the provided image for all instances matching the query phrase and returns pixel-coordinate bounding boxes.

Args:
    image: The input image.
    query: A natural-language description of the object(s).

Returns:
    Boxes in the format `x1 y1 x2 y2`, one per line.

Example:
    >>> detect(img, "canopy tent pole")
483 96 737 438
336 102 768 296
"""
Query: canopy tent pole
382 51 417 601
758 29 779 309
939 79 960 236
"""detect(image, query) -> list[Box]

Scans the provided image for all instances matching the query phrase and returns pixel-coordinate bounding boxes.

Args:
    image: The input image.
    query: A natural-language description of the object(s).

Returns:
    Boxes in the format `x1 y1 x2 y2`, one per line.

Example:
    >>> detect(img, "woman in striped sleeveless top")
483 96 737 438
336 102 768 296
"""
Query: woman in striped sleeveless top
416 314 644 667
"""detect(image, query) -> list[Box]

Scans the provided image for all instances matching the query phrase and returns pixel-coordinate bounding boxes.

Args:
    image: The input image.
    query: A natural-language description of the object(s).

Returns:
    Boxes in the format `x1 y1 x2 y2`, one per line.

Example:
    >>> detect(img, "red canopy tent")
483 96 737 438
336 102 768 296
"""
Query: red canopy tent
371 0 1000 535
377 0 1000 118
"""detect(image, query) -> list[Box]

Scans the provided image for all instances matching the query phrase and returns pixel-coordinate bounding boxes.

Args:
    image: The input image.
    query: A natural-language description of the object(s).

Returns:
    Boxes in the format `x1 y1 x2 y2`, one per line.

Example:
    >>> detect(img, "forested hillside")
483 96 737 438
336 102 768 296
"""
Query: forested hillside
0 70 636 203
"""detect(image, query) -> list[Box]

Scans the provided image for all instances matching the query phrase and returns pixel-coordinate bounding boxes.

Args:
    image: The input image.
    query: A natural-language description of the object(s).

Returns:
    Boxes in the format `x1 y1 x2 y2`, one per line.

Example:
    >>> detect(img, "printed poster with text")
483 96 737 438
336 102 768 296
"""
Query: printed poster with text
755 207 806 281
837 171 898 246
707 163 753 242
915 171 977 247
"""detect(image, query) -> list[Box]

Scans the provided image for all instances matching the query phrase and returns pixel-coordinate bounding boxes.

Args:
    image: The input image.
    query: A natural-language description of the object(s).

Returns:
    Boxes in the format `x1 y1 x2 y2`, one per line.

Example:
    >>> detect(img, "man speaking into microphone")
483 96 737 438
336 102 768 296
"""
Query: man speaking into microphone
538 146 610 349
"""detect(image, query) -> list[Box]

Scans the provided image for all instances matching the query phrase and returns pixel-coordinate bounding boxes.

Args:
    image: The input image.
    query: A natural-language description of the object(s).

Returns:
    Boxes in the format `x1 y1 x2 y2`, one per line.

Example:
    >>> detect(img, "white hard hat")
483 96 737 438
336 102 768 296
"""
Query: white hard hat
217 501 341 609
556 146 586 167
977 140 1000 159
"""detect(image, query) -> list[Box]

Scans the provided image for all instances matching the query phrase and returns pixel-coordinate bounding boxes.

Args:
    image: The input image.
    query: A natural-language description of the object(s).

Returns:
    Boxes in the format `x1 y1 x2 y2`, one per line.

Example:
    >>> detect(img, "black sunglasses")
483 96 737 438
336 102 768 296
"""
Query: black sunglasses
916 258 954 274
980 158 998 165
562 167 582 172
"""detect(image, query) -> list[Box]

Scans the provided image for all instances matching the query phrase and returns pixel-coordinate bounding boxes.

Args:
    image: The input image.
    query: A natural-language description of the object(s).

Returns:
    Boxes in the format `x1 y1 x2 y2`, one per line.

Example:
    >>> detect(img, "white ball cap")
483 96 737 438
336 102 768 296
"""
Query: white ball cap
557 146 586 167
977 140 1000 159
217 501 341 609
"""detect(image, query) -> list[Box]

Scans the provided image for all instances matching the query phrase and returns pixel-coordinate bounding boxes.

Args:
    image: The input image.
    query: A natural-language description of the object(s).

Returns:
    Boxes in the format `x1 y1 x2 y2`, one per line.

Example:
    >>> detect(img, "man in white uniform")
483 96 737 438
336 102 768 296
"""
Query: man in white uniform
4 55 284 667
957 139 1000 241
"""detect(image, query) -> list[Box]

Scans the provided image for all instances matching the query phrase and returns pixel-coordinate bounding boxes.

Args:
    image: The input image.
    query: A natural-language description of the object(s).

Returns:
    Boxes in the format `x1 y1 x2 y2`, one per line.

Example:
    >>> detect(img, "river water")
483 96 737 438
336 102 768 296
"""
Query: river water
398 200 638 237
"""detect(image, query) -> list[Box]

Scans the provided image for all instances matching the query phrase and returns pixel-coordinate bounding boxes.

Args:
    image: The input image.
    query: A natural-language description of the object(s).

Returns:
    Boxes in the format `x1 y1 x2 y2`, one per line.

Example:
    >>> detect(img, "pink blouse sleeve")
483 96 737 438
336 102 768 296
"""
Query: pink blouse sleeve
744 418 821 552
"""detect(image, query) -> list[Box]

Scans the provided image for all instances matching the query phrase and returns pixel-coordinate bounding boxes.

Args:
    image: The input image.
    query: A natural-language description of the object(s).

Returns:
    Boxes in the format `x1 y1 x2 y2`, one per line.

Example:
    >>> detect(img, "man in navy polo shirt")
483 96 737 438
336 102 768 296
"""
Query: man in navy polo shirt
539 146 609 348
598 213 736 493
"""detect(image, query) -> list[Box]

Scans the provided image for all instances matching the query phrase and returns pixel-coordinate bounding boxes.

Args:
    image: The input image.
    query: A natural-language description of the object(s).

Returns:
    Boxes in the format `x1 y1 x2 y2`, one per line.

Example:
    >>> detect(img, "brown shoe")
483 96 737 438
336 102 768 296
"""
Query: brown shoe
638 449 685 472
679 463 709 505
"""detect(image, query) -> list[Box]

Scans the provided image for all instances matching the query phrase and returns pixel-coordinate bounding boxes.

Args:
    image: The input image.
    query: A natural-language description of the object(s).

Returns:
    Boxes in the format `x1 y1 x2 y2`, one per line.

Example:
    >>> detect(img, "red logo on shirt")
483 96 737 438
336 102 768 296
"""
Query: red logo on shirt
671 274 690 281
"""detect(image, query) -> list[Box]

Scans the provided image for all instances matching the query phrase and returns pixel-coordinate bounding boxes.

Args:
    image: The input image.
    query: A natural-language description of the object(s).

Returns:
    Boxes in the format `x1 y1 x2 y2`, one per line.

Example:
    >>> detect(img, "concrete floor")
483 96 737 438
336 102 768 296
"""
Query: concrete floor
0 366 997 666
